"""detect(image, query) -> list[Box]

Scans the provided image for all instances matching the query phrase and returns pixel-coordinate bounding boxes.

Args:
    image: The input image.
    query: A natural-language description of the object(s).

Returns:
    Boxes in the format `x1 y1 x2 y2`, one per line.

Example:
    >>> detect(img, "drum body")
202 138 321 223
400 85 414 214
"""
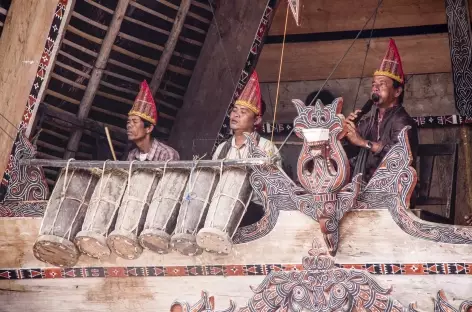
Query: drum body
139 169 189 254
107 169 159 260
33 169 99 267
171 168 218 256
196 168 252 254
75 169 128 259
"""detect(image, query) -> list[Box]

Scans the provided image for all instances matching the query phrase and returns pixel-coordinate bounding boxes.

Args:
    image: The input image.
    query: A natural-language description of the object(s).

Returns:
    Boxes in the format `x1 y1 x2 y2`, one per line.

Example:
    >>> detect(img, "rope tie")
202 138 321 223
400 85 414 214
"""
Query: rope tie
47 158 75 236
88 160 109 232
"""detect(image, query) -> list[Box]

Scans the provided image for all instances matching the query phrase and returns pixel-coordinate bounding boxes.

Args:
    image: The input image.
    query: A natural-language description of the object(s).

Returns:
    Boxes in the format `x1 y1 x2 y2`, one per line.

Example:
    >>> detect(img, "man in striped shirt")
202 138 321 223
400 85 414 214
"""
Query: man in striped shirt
126 80 179 162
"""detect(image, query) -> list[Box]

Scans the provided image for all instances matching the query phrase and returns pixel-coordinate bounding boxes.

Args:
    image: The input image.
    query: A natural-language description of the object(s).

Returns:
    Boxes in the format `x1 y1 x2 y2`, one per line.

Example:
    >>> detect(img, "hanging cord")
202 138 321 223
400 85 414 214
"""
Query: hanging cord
275 0 385 153
270 2 290 144
353 0 381 111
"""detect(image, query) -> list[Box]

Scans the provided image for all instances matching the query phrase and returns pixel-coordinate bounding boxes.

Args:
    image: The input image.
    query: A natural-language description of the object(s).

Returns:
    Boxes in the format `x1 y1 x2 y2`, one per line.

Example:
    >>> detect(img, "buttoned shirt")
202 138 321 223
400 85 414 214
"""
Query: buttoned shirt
127 138 180 161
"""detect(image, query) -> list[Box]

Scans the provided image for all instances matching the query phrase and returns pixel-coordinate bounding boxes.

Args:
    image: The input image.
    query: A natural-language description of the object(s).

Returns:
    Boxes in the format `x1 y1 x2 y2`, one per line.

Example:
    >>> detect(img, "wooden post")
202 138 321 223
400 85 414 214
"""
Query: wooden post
64 0 130 159
168 0 280 160
149 0 191 95
444 0 472 223
0 0 59 179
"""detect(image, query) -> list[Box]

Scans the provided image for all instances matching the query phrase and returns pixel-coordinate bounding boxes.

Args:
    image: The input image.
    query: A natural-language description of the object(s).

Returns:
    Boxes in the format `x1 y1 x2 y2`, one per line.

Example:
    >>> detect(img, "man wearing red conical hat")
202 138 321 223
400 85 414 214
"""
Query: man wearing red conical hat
126 80 179 161
343 39 419 184
211 71 281 226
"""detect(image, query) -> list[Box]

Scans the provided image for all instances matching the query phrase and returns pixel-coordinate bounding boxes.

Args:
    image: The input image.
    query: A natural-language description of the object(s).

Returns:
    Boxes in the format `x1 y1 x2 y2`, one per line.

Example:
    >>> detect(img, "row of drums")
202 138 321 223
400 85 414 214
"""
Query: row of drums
33 165 253 267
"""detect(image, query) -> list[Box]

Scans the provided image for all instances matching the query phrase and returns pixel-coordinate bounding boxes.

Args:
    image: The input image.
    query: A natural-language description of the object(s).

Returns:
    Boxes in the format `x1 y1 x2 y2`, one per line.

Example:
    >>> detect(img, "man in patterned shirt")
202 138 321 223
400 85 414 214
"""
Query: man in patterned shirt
126 80 179 161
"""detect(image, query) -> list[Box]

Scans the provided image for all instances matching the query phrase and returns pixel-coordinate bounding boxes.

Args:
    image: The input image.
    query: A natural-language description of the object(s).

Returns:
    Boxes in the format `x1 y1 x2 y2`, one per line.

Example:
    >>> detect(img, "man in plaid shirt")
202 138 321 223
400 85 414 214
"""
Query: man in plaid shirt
126 80 179 161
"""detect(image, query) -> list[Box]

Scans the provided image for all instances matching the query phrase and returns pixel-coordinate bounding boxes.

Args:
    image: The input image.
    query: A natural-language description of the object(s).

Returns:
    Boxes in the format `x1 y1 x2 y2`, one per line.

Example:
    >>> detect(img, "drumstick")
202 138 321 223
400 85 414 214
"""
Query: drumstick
104 127 117 161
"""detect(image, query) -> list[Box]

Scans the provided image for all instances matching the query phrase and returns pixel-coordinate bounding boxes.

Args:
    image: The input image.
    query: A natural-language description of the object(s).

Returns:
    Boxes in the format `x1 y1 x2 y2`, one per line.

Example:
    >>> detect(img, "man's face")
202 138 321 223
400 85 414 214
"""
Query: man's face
371 76 402 108
127 116 151 141
229 104 261 132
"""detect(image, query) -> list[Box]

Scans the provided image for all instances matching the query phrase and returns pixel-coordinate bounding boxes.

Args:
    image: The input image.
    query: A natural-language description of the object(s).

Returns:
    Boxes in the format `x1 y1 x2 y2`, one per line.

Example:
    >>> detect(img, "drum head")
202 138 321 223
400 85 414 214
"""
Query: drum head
75 231 111 259
107 230 143 260
196 228 232 255
139 229 171 254
33 235 79 267
171 233 203 256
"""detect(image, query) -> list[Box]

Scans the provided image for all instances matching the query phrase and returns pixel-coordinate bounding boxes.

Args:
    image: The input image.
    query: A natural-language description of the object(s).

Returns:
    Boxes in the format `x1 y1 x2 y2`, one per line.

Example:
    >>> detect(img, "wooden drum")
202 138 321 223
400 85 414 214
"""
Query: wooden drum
107 169 159 260
75 169 128 259
139 169 189 254
171 168 219 256
33 168 99 267
196 168 252 255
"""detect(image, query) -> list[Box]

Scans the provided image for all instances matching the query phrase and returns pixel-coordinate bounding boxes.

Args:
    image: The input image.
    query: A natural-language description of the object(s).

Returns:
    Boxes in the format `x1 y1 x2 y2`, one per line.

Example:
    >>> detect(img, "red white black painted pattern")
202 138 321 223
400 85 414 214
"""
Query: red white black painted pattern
1 0 68 188
0 262 471 280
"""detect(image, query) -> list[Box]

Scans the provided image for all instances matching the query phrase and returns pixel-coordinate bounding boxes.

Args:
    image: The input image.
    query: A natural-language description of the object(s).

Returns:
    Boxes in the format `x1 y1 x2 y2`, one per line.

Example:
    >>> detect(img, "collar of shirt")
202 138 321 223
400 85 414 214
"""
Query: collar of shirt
130 139 159 161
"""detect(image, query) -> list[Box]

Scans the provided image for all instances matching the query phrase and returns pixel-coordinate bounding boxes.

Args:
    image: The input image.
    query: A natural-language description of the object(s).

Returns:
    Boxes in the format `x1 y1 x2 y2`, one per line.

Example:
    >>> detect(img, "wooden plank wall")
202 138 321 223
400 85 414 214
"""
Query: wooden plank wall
30 0 214 189
0 1 10 35
0 0 59 185
254 0 471 224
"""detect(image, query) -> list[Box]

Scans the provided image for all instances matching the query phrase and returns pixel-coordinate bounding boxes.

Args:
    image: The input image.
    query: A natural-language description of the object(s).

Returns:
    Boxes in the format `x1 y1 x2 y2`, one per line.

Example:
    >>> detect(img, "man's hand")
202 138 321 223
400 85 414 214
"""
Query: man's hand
347 109 362 122
343 119 367 148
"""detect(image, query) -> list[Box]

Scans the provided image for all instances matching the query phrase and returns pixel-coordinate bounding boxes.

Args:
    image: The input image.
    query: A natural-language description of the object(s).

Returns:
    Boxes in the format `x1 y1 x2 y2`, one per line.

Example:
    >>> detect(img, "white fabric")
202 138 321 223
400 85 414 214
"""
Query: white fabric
138 153 148 161
212 135 282 204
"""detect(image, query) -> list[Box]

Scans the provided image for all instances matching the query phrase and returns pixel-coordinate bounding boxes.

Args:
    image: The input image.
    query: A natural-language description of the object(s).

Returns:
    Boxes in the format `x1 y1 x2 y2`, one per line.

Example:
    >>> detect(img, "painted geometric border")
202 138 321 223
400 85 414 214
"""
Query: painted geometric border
1 0 68 187
1 263 471 280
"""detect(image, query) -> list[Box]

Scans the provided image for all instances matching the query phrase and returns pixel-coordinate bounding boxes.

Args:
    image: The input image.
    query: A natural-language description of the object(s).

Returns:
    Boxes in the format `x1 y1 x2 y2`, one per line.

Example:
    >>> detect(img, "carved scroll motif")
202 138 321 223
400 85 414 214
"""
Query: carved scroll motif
171 240 472 312
3 131 49 202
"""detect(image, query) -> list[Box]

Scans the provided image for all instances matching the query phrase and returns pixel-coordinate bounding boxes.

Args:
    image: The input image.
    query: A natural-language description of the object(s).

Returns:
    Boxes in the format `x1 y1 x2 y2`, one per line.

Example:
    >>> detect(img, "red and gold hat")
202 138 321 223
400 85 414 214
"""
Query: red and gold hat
374 38 404 84
128 80 158 125
235 71 262 116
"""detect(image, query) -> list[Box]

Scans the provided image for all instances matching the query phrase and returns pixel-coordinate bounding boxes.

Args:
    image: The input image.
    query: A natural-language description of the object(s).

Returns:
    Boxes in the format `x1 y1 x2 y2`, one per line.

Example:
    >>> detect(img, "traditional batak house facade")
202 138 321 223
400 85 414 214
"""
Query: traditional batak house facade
0 0 472 311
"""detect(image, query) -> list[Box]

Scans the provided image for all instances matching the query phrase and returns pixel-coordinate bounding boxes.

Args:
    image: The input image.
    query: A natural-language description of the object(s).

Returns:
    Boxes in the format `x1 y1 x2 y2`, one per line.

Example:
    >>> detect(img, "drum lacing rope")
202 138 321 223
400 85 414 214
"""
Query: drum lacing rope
178 155 214 234
148 159 178 229
208 159 253 234
39 158 74 234
119 160 156 235
88 160 110 234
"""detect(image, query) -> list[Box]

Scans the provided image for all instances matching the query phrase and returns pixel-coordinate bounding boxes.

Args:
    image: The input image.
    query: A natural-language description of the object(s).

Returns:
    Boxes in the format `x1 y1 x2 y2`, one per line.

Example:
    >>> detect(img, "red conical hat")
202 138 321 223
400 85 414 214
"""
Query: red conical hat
374 38 404 84
128 80 158 125
235 71 262 116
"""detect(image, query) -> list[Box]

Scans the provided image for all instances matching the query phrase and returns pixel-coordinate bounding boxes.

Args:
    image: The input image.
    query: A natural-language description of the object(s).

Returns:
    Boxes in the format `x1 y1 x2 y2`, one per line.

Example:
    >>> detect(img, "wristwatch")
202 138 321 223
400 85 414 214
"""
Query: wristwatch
365 140 373 150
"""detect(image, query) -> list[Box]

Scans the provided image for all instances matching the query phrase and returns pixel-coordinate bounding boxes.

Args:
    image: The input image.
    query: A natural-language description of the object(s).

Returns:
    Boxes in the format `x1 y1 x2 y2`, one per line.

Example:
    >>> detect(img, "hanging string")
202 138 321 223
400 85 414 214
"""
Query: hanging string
275 0 385 153
353 0 381 110
270 1 290 145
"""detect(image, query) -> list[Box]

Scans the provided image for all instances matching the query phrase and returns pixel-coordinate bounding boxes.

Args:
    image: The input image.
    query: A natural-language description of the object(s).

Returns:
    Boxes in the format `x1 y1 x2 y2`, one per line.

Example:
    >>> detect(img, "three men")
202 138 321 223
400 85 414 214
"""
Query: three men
343 39 419 183
127 80 180 161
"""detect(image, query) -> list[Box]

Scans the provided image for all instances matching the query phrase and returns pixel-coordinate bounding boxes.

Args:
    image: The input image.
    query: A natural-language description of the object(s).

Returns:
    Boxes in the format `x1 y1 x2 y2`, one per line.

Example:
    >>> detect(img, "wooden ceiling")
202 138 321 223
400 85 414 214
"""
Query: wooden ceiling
257 0 456 82
31 0 214 188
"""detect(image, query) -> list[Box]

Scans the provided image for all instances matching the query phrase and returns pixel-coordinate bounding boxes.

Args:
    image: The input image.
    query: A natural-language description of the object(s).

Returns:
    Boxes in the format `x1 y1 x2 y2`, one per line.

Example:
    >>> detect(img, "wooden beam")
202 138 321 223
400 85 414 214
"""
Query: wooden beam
39 104 128 142
169 0 279 160
149 0 192 95
256 34 451 82
65 0 130 159
0 0 59 178
19 157 276 169
269 0 451 35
